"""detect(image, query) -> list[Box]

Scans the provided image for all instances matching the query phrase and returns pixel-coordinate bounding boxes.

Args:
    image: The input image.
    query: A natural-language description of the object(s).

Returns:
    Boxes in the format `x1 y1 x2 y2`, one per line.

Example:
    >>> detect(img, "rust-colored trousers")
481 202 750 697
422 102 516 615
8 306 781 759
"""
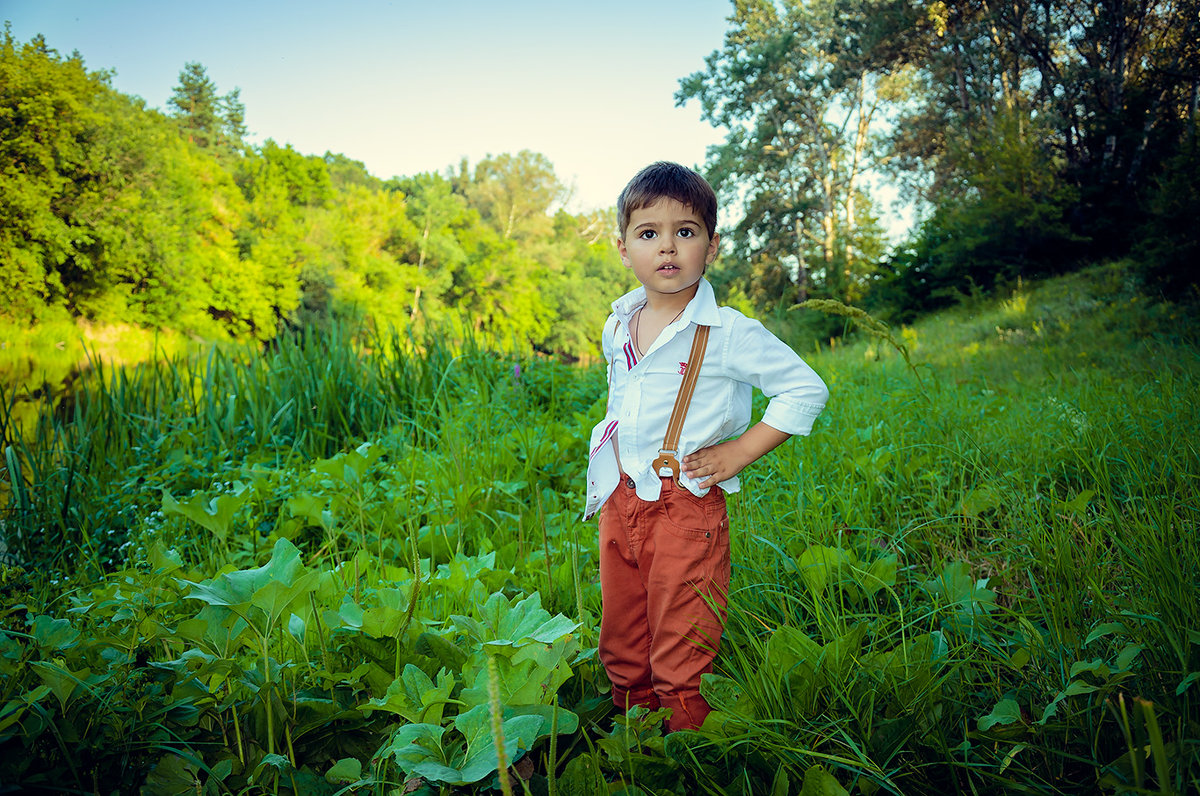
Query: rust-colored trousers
598 475 731 732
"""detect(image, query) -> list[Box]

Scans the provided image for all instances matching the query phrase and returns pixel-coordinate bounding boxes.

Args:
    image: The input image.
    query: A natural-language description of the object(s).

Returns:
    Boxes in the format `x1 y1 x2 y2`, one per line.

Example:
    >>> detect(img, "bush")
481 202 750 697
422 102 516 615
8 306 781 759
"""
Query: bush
1135 132 1200 298
871 109 1086 322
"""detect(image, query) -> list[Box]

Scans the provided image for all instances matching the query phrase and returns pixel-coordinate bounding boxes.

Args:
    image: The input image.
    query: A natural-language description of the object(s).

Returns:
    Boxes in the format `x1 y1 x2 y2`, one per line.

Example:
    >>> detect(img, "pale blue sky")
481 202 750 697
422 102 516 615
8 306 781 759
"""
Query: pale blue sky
4 0 734 213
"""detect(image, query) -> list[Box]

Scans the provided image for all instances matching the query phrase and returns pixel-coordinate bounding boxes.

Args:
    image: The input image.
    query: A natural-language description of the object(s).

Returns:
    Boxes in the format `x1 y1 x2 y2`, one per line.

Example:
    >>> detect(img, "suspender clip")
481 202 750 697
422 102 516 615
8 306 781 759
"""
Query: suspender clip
653 449 680 481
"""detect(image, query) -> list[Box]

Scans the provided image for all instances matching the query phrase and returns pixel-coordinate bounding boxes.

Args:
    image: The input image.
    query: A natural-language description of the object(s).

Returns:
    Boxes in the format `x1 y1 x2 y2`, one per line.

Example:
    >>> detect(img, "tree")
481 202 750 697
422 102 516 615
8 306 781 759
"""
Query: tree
678 0 893 308
387 172 469 320
0 31 107 319
168 62 246 153
1 28 629 356
232 141 336 334
877 0 1200 255
168 62 221 148
220 86 247 146
459 150 566 241
538 209 635 360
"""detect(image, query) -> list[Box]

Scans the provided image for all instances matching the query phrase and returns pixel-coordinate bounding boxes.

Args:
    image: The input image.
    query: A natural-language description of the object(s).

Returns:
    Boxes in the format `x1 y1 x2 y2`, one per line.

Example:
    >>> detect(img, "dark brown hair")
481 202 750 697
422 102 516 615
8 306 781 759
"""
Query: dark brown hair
617 162 717 239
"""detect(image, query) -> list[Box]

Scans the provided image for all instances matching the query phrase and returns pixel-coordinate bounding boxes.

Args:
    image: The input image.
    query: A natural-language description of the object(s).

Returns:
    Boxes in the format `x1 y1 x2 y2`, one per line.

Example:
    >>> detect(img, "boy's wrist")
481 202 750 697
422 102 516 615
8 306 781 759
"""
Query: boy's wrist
737 422 792 468
725 437 756 473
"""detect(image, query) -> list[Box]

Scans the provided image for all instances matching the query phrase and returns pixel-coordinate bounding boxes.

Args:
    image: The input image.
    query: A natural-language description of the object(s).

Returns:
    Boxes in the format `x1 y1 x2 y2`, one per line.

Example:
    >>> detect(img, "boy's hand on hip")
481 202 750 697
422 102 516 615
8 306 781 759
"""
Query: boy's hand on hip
682 422 793 489
682 440 752 489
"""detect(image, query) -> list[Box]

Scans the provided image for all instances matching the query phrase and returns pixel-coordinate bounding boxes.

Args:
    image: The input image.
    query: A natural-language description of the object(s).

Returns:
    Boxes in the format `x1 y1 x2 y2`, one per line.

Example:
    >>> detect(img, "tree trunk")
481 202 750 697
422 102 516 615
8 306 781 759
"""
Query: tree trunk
821 166 837 297
981 0 1016 110
793 218 809 303
1191 81 1198 132
410 285 422 321
843 75 875 301
417 220 430 271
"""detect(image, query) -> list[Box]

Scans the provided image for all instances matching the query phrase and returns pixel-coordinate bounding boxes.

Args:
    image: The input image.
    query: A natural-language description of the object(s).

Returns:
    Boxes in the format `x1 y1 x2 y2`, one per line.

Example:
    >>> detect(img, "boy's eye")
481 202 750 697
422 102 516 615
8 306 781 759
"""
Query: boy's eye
638 230 657 240
678 228 695 238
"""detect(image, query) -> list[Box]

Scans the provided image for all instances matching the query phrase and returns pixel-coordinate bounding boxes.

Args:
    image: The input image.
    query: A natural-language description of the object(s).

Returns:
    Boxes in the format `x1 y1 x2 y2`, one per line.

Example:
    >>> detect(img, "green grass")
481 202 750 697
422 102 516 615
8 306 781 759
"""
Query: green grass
0 262 1196 794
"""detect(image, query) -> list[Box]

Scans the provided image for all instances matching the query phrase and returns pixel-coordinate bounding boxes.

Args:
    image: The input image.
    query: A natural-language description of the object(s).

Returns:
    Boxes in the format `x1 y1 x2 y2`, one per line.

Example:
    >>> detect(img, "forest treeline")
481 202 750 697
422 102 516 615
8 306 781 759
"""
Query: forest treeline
683 0 1199 321
1 31 632 359
3 0 1199 357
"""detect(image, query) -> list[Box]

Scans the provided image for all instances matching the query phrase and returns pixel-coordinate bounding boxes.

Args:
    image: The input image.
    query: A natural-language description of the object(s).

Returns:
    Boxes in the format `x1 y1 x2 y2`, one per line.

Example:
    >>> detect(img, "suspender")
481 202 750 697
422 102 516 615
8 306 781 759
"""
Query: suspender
651 325 710 485
609 317 711 486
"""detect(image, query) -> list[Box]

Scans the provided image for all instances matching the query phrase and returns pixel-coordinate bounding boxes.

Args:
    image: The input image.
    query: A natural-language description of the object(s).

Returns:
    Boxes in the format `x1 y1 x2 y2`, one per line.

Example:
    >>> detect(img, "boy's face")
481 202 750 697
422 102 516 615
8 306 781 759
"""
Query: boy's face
617 198 719 304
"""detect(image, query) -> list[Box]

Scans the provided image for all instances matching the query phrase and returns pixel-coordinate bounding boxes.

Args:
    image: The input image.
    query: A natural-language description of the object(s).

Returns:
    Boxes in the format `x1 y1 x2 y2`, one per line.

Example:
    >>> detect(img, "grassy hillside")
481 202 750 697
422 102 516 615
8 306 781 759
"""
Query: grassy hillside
1 262 1196 794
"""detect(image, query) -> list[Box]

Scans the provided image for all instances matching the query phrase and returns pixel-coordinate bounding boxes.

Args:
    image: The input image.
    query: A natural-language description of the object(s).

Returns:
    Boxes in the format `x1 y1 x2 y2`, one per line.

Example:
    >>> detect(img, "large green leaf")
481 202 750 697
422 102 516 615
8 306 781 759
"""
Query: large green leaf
324 757 363 785
503 703 579 736
700 673 756 719
174 605 253 653
978 697 1023 730
453 704 544 783
860 554 898 597
921 561 997 638
416 630 469 672
822 622 868 680
142 751 202 794
557 752 607 795
862 633 944 710
381 722 448 772
360 588 412 639
799 764 849 795
285 492 330 530
363 665 455 724
162 486 250 543
381 707 544 786
29 615 79 651
796 545 853 596
460 634 580 708
29 660 97 711
452 591 579 647
766 626 821 675
178 539 318 636
313 441 381 486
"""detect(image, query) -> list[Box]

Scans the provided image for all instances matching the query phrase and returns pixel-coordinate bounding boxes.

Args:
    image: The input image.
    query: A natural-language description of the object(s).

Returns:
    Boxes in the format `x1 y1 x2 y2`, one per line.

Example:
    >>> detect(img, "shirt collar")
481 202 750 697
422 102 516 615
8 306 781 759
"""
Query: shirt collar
611 278 724 329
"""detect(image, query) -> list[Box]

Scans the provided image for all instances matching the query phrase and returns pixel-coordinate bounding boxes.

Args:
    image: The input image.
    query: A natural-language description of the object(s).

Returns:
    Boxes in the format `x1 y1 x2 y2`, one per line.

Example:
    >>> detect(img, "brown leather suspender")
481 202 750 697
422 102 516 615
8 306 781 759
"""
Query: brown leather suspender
651 325 710 485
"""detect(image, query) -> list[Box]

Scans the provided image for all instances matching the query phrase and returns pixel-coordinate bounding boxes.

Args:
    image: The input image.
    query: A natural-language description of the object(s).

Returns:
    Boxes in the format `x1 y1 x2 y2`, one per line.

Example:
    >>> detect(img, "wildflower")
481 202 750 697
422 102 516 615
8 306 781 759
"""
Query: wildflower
1046 396 1089 435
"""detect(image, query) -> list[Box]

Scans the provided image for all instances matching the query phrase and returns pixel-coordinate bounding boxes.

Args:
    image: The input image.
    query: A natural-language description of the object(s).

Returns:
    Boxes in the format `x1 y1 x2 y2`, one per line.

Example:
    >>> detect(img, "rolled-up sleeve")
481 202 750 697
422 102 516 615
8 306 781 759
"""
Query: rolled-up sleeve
726 314 828 436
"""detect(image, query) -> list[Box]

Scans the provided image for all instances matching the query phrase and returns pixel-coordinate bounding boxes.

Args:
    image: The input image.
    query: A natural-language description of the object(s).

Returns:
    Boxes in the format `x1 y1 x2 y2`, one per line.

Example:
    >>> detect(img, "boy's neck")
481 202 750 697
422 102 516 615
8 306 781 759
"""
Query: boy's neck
641 282 700 318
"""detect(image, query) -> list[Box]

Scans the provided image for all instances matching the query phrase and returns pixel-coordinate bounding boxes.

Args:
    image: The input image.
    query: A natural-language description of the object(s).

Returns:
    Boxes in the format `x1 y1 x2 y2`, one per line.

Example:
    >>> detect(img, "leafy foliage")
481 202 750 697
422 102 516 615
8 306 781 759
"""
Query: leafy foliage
2 263 1199 794
679 0 1200 319
679 0 894 308
0 35 632 359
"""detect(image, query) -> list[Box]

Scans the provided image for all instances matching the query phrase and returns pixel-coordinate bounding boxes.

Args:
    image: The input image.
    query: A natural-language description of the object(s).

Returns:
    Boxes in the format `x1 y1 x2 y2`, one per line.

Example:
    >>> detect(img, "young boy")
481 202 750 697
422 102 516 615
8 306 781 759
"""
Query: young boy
584 162 828 732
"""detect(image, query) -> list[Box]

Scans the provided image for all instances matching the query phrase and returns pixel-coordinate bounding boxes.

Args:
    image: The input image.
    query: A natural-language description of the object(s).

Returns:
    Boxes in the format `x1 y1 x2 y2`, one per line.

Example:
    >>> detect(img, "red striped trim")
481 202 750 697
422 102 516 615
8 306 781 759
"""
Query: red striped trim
590 419 618 456
623 341 638 369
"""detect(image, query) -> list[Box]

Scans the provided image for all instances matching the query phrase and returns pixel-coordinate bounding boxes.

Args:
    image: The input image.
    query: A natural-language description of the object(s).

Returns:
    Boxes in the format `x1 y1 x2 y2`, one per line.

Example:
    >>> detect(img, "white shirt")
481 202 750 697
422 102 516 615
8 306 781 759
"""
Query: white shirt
583 278 828 519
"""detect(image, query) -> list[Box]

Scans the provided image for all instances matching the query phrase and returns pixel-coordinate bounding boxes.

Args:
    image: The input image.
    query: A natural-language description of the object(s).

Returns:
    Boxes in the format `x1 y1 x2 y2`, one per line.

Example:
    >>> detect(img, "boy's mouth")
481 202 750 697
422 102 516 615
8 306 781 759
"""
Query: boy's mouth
658 263 679 273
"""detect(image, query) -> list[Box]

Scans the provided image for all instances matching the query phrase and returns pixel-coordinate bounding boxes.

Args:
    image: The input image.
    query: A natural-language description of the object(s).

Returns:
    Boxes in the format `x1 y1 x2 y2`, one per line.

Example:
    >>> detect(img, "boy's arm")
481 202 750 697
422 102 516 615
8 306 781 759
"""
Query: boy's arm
684 313 828 489
682 421 791 489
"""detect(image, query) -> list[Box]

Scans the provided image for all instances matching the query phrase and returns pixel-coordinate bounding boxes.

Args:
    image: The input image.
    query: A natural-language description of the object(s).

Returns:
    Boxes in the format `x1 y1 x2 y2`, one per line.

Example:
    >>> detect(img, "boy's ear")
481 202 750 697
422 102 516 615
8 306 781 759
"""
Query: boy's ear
705 232 720 266
617 237 631 267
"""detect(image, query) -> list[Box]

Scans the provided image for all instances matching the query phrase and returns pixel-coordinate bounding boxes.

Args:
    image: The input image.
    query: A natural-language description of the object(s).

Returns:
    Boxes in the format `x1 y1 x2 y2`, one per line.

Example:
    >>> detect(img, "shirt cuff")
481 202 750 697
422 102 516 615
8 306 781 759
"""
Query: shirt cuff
762 397 827 437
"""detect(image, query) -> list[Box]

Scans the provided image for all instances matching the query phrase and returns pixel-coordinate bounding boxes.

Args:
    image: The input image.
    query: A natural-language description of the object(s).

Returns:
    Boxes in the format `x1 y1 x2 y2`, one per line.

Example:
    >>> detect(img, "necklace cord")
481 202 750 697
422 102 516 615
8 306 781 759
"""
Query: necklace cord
632 305 686 358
